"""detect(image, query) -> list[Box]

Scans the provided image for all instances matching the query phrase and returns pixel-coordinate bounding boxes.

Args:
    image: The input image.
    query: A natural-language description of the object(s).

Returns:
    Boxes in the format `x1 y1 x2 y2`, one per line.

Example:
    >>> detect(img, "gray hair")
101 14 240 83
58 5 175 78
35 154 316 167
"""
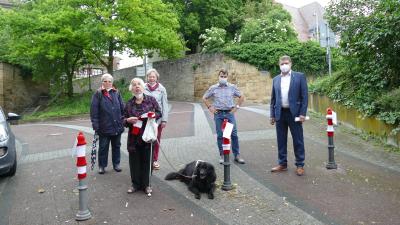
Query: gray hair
129 77 145 92
279 55 292 64
101 73 113 82
146 68 160 80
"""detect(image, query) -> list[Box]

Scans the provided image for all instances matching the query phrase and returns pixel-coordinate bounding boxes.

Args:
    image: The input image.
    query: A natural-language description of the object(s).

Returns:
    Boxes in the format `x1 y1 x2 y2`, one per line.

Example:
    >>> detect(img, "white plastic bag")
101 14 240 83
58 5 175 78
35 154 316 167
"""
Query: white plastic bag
142 118 158 143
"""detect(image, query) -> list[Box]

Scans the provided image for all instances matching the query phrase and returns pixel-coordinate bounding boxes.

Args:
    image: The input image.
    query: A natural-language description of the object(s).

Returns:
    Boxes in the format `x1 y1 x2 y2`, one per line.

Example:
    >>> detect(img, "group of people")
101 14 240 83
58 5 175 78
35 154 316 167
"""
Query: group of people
90 69 168 195
90 55 309 196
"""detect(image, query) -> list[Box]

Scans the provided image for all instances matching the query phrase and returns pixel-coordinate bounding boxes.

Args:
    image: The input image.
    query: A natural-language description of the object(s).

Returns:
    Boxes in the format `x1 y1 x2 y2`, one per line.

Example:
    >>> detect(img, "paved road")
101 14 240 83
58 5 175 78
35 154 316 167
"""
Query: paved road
1 101 399 225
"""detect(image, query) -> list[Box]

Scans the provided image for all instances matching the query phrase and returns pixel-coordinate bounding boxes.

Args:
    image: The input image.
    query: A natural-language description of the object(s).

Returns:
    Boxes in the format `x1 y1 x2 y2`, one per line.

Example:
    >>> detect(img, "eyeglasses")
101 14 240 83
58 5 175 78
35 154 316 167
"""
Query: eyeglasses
103 80 112 83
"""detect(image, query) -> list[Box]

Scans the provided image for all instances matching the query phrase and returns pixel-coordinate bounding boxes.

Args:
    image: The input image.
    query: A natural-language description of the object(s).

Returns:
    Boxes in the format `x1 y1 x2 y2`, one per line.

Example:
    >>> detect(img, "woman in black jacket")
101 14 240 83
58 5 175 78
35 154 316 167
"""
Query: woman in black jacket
90 73 124 174
124 78 161 195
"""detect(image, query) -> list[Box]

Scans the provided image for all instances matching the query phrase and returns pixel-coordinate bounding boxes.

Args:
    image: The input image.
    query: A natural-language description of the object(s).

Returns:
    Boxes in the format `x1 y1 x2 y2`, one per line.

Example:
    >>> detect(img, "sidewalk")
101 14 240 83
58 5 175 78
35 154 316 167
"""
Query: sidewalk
4 101 400 225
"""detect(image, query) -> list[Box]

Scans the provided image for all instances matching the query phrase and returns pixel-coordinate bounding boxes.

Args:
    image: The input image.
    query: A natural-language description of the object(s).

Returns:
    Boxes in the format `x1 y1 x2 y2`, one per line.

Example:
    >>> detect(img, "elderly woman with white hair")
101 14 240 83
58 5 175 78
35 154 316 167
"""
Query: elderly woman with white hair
90 73 125 174
144 68 168 170
124 77 162 195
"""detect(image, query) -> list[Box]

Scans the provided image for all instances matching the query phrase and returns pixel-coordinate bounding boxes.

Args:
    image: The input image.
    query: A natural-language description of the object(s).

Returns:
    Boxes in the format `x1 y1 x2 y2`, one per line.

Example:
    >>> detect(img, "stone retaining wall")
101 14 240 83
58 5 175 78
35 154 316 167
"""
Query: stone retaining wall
74 53 273 103
0 62 48 113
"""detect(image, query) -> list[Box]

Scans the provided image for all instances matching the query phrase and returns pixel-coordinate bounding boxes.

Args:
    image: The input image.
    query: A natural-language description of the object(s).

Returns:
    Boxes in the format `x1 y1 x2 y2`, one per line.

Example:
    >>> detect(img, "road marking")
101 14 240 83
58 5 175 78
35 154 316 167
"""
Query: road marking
169 110 194 114
21 148 73 164
241 107 269 116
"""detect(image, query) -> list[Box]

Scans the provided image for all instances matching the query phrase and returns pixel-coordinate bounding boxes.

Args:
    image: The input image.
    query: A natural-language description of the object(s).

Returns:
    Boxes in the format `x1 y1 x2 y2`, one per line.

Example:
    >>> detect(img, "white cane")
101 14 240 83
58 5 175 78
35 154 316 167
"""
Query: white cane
147 141 153 197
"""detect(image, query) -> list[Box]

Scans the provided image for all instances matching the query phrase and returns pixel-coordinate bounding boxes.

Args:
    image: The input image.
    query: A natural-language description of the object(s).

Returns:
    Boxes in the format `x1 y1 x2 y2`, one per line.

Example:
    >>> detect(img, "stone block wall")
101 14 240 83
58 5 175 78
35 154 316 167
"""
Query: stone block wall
193 54 271 103
73 66 138 93
73 54 273 104
0 62 48 113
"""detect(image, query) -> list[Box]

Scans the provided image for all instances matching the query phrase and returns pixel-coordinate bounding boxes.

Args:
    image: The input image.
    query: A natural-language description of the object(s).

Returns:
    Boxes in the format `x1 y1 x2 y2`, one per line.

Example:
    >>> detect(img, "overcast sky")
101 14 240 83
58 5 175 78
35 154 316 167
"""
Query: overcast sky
275 0 330 7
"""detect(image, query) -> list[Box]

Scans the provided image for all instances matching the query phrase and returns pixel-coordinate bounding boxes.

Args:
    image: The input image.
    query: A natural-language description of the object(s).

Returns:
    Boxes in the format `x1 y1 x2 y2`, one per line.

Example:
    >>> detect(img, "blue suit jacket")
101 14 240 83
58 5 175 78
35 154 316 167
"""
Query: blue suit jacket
270 71 308 121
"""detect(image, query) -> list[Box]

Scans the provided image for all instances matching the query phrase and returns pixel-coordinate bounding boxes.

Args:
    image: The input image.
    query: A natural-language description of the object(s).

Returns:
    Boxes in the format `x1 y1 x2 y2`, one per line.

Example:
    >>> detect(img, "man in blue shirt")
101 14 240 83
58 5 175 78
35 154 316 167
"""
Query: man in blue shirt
203 68 245 164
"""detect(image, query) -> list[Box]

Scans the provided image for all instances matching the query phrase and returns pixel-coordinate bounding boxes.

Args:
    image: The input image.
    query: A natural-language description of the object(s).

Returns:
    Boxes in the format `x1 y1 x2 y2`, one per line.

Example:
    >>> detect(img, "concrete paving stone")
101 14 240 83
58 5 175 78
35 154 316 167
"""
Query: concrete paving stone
6 156 224 225
3 101 399 225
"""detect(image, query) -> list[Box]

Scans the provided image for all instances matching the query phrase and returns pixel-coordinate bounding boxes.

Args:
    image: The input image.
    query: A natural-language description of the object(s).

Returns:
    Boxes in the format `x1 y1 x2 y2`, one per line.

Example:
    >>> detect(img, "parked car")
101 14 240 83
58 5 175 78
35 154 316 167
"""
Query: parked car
0 107 21 177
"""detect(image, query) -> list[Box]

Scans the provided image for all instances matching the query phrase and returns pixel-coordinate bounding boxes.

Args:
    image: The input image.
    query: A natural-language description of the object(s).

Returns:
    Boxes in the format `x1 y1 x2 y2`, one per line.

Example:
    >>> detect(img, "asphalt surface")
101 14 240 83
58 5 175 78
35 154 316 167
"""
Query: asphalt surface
1 101 399 225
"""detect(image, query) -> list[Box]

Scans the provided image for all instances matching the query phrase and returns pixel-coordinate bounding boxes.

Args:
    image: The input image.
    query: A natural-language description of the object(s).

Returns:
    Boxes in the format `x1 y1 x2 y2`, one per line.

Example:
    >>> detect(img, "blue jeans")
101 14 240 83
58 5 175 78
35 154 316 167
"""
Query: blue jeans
98 133 121 168
275 109 305 167
214 111 240 156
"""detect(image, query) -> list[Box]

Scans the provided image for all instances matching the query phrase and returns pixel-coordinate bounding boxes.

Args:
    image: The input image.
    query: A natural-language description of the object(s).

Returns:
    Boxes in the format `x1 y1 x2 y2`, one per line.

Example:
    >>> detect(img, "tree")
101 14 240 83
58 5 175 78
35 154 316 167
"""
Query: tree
0 0 184 97
313 0 400 125
80 0 185 74
238 0 296 43
326 0 400 89
0 0 89 97
199 27 227 53
164 0 243 53
239 16 297 43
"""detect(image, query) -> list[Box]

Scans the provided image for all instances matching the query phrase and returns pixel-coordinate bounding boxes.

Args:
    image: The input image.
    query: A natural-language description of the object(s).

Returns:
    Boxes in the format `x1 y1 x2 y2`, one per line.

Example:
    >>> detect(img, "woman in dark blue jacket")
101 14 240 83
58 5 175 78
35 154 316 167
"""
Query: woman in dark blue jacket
90 73 124 174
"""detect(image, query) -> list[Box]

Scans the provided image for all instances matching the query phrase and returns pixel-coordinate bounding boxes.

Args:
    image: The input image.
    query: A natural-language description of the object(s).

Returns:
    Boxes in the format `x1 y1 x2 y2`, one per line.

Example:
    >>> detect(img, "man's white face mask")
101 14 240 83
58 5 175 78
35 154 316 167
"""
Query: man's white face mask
219 77 228 84
280 64 291 73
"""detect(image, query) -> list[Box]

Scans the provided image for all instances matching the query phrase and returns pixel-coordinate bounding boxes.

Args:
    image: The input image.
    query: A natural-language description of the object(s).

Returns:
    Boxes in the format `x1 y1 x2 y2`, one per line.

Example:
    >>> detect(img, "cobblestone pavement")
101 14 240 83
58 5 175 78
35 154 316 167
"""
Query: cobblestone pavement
1 101 399 225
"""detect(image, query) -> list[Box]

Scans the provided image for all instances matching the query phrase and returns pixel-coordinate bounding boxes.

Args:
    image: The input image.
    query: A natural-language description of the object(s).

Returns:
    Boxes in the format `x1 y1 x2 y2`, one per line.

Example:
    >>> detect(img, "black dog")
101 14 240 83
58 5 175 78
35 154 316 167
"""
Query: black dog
165 160 216 199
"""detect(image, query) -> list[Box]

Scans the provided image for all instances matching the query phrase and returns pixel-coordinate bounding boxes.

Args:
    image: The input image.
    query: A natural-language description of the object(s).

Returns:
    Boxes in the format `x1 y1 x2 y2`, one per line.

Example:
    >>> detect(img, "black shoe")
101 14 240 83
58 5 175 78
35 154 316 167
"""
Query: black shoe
114 165 122 172
99 167 105 174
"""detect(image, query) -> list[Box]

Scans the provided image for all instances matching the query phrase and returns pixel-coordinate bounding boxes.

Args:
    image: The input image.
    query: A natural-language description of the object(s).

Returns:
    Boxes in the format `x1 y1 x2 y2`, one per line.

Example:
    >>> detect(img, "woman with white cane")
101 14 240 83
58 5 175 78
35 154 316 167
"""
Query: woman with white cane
124 78 161 196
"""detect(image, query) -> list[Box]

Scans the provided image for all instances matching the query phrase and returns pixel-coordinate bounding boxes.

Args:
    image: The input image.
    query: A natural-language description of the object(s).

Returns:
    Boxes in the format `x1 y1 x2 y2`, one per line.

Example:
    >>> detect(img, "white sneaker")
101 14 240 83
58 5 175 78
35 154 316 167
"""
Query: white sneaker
219 156 224 164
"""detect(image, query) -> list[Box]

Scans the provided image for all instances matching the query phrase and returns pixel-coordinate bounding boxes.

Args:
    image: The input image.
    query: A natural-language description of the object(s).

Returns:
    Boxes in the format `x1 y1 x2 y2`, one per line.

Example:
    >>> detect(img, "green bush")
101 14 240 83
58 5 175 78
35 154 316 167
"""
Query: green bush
239 16 297 44
199 27 227 53
376 88 400 125
223 41 327 76
310 71 400 127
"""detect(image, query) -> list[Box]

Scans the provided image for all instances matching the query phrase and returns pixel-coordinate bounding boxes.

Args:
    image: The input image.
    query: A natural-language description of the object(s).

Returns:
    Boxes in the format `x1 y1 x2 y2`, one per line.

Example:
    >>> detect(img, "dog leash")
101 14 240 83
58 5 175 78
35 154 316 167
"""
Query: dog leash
158 139 198 179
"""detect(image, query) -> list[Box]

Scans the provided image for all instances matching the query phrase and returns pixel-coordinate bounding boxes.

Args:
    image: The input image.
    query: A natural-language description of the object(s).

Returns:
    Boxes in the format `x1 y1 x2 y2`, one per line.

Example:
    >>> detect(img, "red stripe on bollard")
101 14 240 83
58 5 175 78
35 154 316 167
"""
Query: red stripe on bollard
75 132 88 181
78 173 87 180
77 132 87 146
222 119 227 130
77 157 87 167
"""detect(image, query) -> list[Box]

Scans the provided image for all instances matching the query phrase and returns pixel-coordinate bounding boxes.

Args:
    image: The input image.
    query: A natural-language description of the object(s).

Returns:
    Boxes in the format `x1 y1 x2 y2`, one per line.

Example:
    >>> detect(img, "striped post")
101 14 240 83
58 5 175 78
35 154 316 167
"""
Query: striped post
76 133 87 180
222 119 231 155
221 119 233 191
326 108 337 169
75 132 92 221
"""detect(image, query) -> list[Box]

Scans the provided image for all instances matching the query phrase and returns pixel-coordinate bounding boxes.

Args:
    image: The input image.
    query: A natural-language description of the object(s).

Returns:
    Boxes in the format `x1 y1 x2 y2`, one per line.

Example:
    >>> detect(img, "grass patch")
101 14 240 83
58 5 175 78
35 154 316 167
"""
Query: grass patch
23 91 93 121
24 80 133 121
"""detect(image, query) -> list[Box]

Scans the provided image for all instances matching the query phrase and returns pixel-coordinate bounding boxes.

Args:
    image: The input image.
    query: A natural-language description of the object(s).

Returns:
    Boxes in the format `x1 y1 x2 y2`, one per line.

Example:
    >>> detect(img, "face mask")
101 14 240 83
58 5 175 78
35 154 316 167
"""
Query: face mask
219 77 228 85
280 64 291 73
135 93 143 99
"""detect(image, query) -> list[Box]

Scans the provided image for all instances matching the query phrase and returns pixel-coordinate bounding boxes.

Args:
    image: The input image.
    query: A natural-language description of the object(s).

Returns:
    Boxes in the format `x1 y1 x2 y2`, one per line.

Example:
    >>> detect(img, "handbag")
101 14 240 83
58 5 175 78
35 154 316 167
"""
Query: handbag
142 113 158 143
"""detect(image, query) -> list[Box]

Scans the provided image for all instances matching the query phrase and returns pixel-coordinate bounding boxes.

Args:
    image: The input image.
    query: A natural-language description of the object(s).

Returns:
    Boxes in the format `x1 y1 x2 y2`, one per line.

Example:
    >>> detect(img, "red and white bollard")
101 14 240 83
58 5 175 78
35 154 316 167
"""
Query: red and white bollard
326 108 337 169
221 119 233 191
74 132 92 221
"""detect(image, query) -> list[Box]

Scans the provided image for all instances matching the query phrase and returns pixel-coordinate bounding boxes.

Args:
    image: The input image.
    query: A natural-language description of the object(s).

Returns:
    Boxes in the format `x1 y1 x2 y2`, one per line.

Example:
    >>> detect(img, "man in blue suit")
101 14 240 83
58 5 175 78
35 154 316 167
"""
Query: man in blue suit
270 55 308 176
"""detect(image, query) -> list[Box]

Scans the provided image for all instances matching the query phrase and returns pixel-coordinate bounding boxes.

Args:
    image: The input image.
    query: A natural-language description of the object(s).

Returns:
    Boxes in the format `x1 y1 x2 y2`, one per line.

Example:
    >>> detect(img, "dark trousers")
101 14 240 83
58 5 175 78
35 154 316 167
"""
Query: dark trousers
129 143 153 189
276 108 305 167
98 133 121 168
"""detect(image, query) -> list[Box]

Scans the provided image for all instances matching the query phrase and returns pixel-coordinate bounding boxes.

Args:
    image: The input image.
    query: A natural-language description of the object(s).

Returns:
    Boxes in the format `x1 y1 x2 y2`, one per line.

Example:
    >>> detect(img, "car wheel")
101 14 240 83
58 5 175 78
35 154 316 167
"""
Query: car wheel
5 155 17 177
